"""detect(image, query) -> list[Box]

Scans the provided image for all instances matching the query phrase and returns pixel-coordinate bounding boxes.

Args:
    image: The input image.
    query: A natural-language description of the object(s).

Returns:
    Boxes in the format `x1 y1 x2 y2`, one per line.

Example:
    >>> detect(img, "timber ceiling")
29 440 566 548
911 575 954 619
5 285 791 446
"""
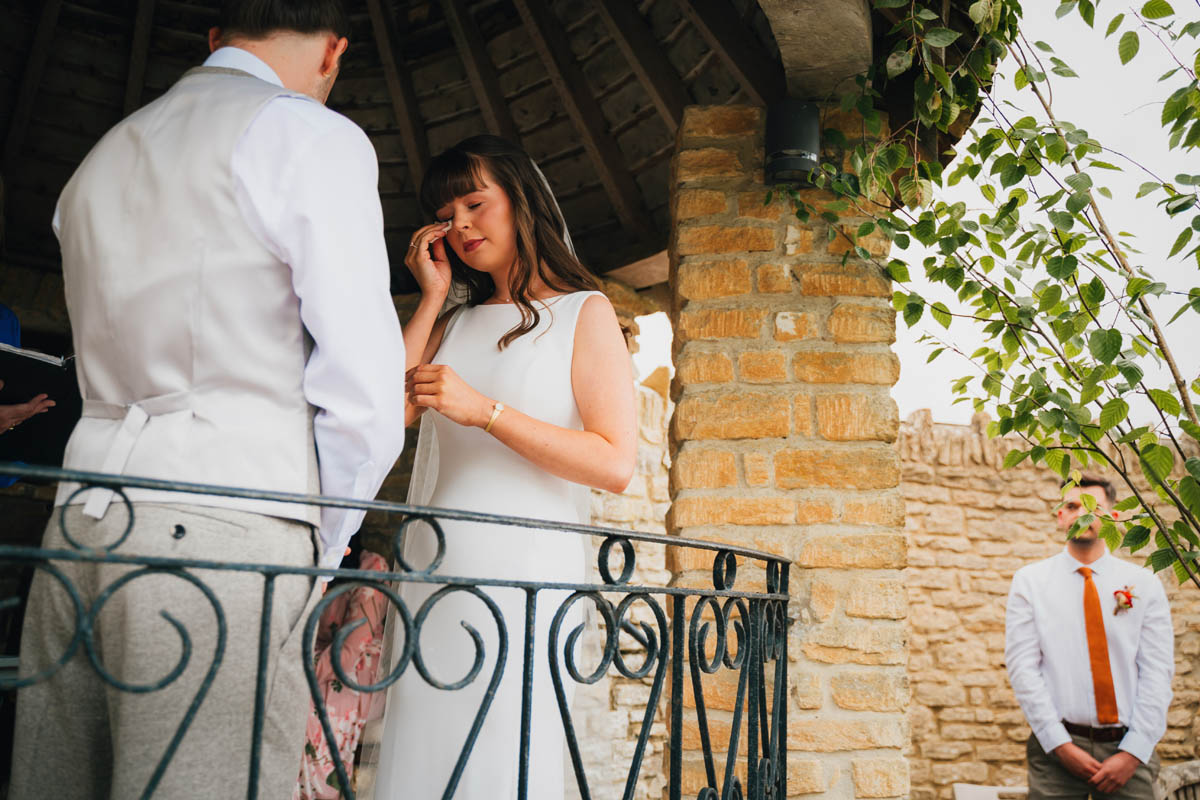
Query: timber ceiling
0 0 784 292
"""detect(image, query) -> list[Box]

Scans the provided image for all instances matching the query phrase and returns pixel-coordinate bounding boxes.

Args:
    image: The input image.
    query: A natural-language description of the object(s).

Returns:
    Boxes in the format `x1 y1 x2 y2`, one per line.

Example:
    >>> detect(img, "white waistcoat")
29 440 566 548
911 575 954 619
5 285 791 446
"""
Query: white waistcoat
54 66 320 526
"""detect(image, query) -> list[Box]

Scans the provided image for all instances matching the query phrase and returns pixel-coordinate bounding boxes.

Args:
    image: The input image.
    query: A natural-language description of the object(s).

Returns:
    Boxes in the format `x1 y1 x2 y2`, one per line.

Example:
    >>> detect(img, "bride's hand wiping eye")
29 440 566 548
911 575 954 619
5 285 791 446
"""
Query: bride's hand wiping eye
404 222 453 299
407 364 493 429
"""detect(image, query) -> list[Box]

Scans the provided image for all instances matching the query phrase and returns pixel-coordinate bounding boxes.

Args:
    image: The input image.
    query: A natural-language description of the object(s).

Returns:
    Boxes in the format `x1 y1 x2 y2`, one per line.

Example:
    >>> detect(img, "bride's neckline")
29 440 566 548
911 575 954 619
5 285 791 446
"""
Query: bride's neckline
476 292 575 307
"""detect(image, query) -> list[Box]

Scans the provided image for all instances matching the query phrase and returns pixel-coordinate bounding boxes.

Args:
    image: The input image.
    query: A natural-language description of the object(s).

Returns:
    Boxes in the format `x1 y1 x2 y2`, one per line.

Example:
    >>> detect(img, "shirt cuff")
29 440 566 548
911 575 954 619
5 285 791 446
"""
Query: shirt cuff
1118 730 1156 764
1034 720 1072 754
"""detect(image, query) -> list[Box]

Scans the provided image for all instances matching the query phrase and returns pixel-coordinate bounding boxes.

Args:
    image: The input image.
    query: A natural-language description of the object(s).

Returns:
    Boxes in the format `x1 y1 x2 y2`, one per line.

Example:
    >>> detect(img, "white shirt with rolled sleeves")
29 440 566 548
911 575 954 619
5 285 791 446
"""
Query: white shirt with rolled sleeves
1004 546 1174 764
54 47 407 568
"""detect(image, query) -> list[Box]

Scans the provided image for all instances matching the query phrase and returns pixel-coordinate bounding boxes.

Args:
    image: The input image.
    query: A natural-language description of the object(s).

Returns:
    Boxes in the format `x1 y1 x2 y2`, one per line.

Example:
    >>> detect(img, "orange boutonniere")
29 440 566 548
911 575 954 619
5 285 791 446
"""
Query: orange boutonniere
1113 586 1136 615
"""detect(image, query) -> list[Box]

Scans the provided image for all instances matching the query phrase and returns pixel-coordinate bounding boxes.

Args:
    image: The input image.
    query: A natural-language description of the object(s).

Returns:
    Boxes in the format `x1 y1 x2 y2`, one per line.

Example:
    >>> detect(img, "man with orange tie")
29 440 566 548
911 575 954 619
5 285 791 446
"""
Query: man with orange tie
1005 476 1174 799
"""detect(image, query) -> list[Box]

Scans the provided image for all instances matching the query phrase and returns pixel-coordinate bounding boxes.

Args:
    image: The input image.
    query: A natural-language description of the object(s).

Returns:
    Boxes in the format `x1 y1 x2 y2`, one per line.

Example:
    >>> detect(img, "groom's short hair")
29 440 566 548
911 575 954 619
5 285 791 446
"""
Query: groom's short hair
219 0 350 41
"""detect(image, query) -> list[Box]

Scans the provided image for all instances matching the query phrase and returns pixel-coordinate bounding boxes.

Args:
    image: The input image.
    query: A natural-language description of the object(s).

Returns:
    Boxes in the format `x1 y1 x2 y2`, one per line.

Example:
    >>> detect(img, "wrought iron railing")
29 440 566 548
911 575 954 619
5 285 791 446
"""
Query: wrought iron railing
0 462 790 800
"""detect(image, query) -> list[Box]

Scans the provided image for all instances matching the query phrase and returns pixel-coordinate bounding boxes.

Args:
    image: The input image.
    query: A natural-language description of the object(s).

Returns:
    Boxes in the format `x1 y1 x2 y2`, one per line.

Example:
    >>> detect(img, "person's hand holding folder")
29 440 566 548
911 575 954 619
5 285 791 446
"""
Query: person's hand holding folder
0 379 55 433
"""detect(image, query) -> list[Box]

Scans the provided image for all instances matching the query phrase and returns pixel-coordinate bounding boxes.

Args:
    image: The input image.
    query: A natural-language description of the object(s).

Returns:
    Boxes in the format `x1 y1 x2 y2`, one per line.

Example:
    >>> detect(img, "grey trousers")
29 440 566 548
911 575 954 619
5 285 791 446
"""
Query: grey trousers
1027 733 1159 800
10 503 321 800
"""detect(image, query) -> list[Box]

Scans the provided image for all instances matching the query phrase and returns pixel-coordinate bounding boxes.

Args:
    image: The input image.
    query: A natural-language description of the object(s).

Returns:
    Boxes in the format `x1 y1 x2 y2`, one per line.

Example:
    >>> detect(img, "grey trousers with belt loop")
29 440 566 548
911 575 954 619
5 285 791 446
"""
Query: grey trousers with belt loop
1027 733 1159 800
9 503 321 800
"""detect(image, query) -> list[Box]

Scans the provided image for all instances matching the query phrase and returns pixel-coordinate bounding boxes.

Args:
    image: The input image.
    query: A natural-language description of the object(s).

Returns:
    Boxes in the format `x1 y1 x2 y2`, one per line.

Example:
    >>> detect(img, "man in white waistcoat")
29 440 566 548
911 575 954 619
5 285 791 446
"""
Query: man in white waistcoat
10 1 407 797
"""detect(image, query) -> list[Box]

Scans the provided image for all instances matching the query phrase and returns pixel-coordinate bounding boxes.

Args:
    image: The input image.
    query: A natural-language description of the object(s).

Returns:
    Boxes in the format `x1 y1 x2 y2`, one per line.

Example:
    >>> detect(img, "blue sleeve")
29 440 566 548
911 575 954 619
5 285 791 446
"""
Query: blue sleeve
0 304 20 347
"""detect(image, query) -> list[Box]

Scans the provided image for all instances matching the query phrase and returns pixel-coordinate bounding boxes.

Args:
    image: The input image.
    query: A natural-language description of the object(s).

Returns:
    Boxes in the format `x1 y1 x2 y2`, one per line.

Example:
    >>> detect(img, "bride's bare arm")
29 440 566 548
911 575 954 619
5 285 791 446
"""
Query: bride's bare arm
403 307 452 428
402 222 458 428
407 294 637 493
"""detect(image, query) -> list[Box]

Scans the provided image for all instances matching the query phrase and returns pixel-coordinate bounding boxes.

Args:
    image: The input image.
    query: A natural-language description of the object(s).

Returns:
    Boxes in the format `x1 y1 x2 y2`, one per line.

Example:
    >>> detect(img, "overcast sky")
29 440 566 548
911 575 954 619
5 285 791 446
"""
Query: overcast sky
635 3 1200 427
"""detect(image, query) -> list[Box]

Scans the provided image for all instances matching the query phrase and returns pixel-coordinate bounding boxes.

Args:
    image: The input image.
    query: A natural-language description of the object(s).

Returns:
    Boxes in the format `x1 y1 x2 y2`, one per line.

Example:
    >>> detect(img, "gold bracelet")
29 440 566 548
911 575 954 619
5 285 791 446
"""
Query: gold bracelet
484 401 505 433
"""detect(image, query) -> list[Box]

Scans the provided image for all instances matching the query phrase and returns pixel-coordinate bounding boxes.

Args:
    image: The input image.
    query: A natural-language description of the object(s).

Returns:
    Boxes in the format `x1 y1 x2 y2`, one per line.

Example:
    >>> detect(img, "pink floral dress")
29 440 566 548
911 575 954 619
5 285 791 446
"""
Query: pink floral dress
294 552 389 800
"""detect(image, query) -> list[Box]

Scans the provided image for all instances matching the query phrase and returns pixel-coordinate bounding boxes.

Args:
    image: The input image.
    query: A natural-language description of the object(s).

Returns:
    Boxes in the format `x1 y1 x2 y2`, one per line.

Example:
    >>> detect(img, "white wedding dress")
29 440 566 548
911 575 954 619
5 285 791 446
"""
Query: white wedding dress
369 291 602 799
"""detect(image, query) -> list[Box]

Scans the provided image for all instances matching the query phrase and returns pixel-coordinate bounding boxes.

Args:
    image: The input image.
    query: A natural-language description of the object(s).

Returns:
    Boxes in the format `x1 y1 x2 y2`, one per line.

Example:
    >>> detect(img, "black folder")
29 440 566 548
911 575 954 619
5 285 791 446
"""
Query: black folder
0 343 82 469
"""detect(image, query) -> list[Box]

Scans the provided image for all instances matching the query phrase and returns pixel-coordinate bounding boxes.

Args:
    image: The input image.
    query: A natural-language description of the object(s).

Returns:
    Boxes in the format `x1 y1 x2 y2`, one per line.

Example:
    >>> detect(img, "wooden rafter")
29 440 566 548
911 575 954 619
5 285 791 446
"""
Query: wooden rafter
2 0 64 177
674 0 785 106
441 0 520 143
513 0 654 243
593 0 690 133
124 0 157 116
366 0 430 194
605 249 668 288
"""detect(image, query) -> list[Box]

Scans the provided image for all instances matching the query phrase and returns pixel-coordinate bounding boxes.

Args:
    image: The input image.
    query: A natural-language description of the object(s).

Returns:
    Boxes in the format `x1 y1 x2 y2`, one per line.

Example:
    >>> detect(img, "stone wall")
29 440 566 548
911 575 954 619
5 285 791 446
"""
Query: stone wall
902 411 1200 800
665 105 909 799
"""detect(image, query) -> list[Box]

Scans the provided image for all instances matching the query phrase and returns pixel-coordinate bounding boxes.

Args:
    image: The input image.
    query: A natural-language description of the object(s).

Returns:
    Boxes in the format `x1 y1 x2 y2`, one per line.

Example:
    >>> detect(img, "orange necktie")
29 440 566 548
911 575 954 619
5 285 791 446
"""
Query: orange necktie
1078 567 1119 724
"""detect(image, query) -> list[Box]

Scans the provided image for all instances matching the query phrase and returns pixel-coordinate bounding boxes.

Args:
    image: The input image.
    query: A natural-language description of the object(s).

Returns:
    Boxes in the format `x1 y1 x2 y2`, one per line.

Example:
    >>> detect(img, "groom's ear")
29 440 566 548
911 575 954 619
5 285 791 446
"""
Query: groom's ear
208 27 224 53
321 34 349 78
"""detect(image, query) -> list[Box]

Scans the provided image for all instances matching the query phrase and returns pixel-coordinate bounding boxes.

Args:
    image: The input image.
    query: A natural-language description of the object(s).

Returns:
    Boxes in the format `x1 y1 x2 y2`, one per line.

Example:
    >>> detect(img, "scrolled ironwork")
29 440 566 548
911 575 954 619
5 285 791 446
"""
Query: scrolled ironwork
0 462 791 800
392 513 446 575
59 483 136 552
597 534 635 585
0 561 85 689
712 548 738 591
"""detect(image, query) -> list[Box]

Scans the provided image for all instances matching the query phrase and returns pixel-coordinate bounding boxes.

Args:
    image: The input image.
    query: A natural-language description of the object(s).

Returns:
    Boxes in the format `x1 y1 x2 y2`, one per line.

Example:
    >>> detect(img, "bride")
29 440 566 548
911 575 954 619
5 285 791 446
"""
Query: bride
367 135 637 798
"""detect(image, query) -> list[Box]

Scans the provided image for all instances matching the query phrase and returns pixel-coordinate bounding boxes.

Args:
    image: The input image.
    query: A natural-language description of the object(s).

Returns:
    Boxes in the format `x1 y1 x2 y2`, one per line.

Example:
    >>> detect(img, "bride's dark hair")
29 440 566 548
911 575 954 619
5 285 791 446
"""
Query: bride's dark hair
419 135 601 349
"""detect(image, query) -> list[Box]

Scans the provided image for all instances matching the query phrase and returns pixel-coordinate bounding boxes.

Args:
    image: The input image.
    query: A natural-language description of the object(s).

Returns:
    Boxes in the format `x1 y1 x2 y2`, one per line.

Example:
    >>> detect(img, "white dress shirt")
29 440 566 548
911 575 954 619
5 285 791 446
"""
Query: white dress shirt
1005 546 1174 763
56 47 407 568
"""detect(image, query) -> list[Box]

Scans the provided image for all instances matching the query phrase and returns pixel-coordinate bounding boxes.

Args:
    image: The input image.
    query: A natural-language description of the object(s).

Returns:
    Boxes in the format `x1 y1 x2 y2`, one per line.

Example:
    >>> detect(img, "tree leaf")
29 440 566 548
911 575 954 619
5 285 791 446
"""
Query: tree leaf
931 302 953 328
1003 449 1030 469
1181 421 1200 443
1185 456 1200 482
1169 228 1193 258
1038 284 1063 312
924 28 962 48
1100 519 1122 551
1048 210 1075 230
1140 443 1175 482
1069 513 1096 539
1122 524 1151 551
1179 476 1200 516
1118 31 1140 64
1140 0 1174 19
1148 547 1175 573
886 49 914 78
1065 172 1093 192
903 301 924 326
1099 397 1129 430
1105 13 1125 36
1147 388 1181 416
1114 496 1141 512
1088 329 1123 364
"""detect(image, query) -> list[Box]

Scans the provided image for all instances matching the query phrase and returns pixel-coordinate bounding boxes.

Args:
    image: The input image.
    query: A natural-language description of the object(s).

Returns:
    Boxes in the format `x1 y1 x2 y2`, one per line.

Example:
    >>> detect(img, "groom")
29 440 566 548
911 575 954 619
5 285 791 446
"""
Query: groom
10 1 406 797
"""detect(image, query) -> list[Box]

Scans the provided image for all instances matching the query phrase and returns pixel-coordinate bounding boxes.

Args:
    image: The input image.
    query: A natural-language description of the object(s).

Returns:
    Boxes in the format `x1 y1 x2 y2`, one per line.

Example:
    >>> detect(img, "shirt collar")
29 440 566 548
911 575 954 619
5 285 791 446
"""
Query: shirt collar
1060 544 1112 575
202 47 284 88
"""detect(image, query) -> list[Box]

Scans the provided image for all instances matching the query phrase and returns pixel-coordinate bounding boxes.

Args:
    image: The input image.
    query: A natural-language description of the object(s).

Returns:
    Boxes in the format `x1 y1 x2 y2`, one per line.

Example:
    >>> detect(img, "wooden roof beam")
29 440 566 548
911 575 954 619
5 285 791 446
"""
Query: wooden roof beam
513 0 655 244
441 0 521 143
593 0 690 133
366 0 430 195
3 0 64 177
605 249 668 288
124 0 157 116
674 0 786 106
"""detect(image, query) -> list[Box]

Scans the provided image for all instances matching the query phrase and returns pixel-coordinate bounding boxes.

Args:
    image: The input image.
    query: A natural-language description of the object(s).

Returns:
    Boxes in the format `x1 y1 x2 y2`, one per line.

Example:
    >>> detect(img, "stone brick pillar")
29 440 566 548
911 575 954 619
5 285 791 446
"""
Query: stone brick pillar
666 105 909 799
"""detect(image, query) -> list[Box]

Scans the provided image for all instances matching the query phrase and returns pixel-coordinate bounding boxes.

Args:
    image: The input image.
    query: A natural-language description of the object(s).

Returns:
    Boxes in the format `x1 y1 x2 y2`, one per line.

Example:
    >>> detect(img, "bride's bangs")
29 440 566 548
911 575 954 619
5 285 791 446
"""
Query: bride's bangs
419 150 489 218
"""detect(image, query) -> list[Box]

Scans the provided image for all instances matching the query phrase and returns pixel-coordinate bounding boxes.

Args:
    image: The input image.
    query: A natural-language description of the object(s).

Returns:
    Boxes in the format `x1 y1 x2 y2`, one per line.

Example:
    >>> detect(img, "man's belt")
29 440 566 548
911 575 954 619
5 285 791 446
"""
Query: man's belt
1063 720 1127 742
